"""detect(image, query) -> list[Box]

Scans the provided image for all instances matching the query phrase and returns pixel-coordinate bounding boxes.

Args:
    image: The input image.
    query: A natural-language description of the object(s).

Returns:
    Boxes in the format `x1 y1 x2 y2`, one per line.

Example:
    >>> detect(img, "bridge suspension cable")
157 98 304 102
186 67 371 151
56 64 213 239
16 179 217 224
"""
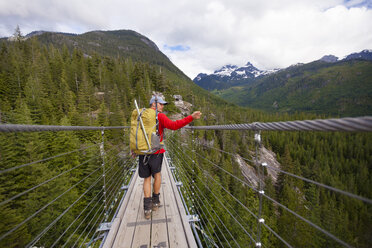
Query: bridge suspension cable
58 157 127 247
166 154 224 248
84 163 129 247
185 116 372 132
180 148 292 248
51 181 105 247
193 138 372 205
0 124 128 132
169 133 356 248
169 139 266 247
0 124 132 247
168 150 238 248
169 139 260 246
0 155 98 207
63 157 135 248
0 143 100 174
71 155 136 247
171 138 258 193
0 142 123 208
27 169 105 247
169 139 258 220
200 142 255 163
56 157 133 248
1 143 128 245
0 163 101 242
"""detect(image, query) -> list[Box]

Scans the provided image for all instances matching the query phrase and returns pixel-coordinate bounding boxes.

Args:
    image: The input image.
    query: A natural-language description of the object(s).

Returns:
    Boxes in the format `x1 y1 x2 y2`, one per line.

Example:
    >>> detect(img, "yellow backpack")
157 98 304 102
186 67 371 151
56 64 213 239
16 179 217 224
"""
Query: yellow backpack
130 107 163 155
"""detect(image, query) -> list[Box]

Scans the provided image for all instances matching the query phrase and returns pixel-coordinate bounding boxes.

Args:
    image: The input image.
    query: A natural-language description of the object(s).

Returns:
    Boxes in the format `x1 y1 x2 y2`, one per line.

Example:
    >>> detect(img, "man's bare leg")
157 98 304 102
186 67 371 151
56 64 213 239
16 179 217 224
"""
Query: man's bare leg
153 172 161 194
143 176 152 219
143 176 152 197
152 172 161 210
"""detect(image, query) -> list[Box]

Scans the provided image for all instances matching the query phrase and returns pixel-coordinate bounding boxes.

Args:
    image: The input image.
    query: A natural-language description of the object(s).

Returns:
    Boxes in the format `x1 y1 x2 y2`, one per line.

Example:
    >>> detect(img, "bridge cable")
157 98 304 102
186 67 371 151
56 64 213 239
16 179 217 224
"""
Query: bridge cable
80 157 136 247
0 142 126 207
171 136 353 247
189 137 372 205
170 139 259 246
169 139 259 223
199 142 255 163
171 140 292 248
185 116 372 132
170 138 258 193
0 143 100 174
0 155 98 207
167 146 235 247
51 185 106 247
262 194 351 248
167 152 230 248
58 157 128 247
78 206 107 248
86 166 126 248
7 148 123 245
65 160 135 248
0 163 102 242
170 140 257 246
62 198 105 247
0 124 129 132
166 156 216 248
27 169 106 247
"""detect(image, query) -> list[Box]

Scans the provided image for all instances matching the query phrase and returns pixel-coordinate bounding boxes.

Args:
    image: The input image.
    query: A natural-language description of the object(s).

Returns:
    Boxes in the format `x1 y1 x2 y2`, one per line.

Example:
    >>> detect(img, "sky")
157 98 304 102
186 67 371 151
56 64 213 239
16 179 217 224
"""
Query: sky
1 0 372 79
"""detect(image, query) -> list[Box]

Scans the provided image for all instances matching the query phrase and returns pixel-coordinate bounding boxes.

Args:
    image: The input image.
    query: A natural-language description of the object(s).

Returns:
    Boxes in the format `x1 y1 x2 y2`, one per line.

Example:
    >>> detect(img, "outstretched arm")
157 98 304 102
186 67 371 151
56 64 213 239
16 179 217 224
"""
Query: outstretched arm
159 111 202 130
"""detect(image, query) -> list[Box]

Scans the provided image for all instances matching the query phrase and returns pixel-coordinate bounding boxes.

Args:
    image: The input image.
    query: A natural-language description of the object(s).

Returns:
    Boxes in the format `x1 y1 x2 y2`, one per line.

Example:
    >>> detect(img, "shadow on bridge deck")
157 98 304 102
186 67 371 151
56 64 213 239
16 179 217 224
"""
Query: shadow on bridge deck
102 157 197 248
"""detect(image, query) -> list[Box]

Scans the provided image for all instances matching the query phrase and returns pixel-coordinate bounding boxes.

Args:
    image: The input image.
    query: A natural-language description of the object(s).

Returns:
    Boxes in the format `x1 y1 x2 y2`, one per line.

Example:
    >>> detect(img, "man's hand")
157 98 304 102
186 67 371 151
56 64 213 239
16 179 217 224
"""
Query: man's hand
191 111 202 120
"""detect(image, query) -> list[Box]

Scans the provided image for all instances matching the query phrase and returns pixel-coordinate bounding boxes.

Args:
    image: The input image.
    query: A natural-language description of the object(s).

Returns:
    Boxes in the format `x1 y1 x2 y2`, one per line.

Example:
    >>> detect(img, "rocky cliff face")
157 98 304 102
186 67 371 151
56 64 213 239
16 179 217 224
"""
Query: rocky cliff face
169 95 192 121
234 145 281 187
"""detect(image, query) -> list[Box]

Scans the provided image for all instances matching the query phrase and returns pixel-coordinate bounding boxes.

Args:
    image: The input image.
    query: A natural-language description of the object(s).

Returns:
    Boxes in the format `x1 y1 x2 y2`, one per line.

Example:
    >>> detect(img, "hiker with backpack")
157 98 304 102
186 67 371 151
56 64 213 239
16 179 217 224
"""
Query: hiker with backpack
130 93 201 219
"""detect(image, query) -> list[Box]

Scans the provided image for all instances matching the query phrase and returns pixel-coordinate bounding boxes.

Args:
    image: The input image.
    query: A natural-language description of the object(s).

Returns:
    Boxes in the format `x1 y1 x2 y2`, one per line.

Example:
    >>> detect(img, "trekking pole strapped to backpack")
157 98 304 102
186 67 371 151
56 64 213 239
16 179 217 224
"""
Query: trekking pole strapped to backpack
134 99 151 151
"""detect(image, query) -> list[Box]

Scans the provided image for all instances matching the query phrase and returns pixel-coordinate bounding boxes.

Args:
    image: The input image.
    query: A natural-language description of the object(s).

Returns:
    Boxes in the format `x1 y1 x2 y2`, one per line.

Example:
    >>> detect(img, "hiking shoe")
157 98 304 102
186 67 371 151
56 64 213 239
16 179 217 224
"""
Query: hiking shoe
152 202 160 211
144 209 152 219
152 193 160 211
144 197 152 219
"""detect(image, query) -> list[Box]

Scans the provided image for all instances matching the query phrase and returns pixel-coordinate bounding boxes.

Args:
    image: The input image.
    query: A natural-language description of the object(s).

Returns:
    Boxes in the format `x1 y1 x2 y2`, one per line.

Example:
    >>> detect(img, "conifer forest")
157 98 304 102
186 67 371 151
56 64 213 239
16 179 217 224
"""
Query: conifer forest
0 35 371 247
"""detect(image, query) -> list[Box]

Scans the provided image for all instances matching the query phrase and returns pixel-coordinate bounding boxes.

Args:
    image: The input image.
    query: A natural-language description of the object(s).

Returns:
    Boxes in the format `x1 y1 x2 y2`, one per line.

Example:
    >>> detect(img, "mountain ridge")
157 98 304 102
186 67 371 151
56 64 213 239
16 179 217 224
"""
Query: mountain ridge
194 49 372 87
194 50 372 117
8 29 190 81
213 59 372 116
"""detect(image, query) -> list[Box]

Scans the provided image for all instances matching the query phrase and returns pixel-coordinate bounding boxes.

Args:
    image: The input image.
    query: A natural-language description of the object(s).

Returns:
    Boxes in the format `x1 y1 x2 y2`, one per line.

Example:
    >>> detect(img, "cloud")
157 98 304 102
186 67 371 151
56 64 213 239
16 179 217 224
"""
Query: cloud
0 0 371 79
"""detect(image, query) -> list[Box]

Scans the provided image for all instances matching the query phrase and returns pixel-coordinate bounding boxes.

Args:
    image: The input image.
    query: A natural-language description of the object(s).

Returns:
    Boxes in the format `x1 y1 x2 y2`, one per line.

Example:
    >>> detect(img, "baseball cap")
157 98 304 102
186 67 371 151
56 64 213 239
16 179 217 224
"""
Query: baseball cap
149 95 168 105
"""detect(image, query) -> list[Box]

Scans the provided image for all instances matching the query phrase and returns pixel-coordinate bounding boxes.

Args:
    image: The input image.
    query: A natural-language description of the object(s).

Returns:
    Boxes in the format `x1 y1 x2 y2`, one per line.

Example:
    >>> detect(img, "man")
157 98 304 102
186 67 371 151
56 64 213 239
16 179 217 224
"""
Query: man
137 95 201 219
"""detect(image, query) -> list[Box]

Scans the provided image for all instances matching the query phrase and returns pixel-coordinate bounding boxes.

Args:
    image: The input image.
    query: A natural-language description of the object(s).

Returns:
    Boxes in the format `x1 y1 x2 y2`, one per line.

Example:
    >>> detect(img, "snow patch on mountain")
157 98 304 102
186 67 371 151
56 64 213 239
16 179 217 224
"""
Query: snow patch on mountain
214 65 238 77
194 62 279 82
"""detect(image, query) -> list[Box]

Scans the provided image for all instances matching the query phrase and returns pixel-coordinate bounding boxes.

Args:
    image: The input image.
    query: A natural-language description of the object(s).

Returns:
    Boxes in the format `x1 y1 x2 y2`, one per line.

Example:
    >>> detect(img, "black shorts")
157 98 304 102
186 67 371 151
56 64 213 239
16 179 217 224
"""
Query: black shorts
138 153 164 178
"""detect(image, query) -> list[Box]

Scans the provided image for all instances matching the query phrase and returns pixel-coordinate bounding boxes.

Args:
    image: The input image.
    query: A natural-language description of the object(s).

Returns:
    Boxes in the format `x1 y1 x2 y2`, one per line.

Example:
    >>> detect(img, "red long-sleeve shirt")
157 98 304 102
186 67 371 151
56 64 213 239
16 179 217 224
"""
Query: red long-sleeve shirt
155 113 194 154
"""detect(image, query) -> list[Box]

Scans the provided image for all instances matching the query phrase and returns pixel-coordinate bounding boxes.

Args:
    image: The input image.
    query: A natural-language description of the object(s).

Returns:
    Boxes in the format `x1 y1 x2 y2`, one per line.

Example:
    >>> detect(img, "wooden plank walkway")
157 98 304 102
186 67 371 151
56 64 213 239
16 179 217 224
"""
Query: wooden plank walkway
103 156 197 248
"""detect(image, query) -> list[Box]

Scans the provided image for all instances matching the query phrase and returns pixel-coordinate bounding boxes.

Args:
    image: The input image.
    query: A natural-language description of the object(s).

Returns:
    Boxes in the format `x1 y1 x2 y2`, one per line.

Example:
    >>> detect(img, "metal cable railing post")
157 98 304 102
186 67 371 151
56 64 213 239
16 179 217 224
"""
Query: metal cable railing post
100 129 108 221
255 130 264 248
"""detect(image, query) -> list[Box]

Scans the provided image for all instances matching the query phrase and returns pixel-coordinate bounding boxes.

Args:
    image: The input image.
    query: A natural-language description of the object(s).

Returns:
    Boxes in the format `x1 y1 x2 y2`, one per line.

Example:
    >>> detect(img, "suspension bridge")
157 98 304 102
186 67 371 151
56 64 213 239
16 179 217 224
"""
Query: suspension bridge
0 116 371 247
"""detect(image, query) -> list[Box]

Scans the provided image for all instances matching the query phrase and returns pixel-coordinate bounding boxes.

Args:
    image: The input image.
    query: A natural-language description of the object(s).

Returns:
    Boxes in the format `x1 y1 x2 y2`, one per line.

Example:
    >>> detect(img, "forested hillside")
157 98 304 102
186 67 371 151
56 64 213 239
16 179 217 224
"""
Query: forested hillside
212 60 372 117
0 32 371 247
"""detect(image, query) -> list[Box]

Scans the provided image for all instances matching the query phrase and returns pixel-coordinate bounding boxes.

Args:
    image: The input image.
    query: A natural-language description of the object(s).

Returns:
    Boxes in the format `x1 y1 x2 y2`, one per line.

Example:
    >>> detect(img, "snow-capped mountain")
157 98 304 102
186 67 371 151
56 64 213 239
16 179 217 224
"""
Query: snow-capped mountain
194 62 279 90
194 49 372 91
344 49 372 61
